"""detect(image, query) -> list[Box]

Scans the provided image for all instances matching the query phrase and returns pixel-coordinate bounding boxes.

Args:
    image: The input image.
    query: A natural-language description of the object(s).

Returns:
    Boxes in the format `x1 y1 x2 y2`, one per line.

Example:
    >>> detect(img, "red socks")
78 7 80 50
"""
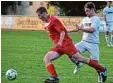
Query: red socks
46 64 58 77
46 60 104 78
89 59 104 72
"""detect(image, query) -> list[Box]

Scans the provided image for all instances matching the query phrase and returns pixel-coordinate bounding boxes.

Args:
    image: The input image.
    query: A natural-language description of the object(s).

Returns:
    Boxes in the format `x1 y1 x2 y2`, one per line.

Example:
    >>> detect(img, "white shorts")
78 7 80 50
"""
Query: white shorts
105 22 113 32
75 41 99 60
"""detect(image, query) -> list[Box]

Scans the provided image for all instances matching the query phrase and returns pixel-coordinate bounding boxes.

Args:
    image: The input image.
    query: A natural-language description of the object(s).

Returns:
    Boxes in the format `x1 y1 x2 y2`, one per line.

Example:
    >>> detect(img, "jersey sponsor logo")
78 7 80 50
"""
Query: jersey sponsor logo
108 12 113 14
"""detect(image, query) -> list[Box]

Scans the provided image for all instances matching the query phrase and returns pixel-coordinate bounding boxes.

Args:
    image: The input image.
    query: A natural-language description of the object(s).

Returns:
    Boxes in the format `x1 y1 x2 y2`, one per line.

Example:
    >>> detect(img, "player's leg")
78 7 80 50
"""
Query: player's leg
72 52 107 82
43 51 61 83
70 57 83 74
67 43 102 74
87 59 103 82
111 30 113 46
105 23 110 47
105 31 110 46
70 41 86 74
110 22 113 47
88 44 102 82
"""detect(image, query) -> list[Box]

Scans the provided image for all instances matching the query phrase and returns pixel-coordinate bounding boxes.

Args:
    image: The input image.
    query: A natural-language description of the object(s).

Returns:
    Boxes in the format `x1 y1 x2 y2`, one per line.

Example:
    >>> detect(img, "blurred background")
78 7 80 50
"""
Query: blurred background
1 1 113 83
1 1 109 16
1 1 111 31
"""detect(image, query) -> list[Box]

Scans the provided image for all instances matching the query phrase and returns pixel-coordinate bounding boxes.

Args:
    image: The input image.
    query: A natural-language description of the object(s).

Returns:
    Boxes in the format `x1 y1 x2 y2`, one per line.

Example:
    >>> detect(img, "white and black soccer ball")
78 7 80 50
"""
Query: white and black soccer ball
6 69 17 80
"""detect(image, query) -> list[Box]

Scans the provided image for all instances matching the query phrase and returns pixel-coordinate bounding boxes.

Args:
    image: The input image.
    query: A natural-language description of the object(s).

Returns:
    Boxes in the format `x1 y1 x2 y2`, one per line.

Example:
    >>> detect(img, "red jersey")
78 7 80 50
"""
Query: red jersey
44 16 72 47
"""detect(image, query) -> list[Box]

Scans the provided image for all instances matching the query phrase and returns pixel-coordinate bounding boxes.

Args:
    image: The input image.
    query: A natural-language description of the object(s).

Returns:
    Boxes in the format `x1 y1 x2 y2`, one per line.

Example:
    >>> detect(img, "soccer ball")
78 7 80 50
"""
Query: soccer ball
6 69 17 80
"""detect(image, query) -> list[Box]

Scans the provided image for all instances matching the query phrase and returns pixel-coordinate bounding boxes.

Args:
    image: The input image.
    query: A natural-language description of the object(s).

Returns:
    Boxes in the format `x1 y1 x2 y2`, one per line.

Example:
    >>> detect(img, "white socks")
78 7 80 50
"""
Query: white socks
110 35 113 46
111 35 113 43
105 35 109 45
105 34 113 46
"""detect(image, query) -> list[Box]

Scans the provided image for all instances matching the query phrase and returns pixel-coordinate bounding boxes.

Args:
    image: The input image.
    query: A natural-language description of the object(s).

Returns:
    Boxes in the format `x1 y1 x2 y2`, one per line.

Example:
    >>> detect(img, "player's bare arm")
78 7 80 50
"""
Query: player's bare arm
69 24 95 33
55 30 65 48
68 29 79 33
68 24 80 33
79 27 95 33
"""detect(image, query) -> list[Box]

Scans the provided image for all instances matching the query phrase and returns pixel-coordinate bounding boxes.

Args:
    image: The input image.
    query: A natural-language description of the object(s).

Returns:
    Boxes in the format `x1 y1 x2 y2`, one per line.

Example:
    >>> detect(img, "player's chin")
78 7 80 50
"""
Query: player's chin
87 15 90 17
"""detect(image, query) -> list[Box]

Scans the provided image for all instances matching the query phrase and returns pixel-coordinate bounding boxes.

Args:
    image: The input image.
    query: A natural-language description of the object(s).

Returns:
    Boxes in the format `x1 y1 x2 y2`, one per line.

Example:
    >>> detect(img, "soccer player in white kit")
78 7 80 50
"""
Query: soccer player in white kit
68 2 105 82
103 1 113 47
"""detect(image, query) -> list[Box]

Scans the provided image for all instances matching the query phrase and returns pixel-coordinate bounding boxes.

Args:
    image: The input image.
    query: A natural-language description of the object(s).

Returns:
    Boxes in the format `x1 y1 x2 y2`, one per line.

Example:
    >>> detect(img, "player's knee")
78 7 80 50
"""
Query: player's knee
43 55 51 64
43 56 46 64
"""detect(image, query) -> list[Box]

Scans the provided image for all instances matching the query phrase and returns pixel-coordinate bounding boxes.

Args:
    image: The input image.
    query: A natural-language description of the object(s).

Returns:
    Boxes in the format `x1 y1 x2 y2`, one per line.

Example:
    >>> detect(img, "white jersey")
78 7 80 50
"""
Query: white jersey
103 6 113 22
80 16 100 44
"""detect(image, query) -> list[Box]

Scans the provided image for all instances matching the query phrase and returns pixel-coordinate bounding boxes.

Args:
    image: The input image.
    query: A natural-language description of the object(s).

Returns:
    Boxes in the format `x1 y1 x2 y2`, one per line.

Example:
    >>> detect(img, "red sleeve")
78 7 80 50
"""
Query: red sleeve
53 18 64 33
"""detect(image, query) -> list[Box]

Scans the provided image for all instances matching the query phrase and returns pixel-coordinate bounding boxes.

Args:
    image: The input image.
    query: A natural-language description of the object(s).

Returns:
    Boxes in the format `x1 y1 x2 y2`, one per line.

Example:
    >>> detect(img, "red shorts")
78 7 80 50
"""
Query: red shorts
50 43 78 56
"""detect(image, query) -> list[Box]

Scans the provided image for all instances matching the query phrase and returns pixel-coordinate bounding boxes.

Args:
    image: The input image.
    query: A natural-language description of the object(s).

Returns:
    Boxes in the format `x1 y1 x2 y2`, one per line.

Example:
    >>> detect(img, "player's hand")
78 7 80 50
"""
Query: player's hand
75 24 80 31
75 24 80 29
67 30 72 33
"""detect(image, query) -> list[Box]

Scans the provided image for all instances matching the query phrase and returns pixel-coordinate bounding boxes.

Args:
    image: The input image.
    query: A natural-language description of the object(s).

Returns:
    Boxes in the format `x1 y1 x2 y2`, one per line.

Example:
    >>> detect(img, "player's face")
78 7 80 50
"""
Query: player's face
107 1 112 7
84 8 93 17
37 11 46 21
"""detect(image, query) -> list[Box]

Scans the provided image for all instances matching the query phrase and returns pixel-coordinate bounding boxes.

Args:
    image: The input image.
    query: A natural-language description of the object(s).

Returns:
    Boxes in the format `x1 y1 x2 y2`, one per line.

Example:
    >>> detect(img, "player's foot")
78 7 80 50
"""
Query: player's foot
107 44 111 47
73 62 83 74
110 42 113 47
100 67 107 82
44 77 59 83
97 72 102 82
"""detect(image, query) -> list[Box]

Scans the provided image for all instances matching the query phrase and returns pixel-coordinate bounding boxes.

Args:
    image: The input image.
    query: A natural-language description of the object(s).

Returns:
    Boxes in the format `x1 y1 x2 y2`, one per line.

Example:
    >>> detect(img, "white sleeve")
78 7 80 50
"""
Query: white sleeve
91 18 100 30
103 8 106 16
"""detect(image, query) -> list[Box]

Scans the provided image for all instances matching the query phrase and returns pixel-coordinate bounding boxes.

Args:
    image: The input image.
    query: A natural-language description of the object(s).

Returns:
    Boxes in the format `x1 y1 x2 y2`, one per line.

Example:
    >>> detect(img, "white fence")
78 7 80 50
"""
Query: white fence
1 16 14 29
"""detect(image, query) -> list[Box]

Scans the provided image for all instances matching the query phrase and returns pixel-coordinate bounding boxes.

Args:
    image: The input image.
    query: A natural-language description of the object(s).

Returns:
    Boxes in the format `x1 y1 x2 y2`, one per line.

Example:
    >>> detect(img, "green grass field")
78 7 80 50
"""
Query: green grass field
1 30 113 83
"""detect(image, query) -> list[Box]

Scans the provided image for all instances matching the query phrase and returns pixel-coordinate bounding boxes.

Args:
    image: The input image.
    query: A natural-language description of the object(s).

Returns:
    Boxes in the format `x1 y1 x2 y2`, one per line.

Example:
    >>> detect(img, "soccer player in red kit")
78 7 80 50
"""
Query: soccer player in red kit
36 7 107 83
